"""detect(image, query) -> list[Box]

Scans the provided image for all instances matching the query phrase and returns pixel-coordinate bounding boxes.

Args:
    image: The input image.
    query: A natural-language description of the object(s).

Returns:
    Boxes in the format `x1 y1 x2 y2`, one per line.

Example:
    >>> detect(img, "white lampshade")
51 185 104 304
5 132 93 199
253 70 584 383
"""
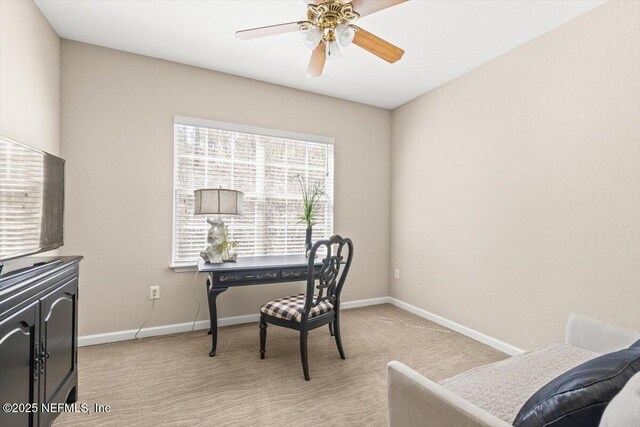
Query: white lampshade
193 189 244 216
336 24 355 47
301 27 323 50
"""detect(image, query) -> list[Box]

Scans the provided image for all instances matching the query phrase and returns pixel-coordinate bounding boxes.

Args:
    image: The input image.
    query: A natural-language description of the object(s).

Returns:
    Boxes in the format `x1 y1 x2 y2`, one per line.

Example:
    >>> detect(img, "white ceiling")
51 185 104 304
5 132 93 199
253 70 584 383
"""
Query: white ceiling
36 0 605 109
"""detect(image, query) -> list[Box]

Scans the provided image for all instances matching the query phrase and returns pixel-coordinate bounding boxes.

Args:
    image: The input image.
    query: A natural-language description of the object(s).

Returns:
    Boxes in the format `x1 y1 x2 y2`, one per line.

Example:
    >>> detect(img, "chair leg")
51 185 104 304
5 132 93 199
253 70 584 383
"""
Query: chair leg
300 330 310 381
259 314 267 360
329 322 334 336
334 312 346 360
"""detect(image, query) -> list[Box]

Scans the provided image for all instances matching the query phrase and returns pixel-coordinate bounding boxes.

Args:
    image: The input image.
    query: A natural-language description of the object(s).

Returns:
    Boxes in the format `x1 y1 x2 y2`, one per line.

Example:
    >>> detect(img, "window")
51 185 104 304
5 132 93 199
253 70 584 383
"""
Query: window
172 116 334 266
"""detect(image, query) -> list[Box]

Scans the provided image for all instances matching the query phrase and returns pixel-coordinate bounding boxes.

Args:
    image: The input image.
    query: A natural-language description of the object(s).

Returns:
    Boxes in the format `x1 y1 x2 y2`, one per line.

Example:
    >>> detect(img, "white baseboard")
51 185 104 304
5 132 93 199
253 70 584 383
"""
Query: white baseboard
77 312 258 347
388 297 524 356
79 295 523 356
342 296 391 308
78 296 390 347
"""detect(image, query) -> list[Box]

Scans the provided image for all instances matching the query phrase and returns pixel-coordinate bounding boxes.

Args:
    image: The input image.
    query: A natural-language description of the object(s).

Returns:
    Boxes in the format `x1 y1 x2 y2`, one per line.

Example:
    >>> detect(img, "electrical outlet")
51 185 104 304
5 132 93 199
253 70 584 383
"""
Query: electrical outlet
149 286 160 300
394 269 400 279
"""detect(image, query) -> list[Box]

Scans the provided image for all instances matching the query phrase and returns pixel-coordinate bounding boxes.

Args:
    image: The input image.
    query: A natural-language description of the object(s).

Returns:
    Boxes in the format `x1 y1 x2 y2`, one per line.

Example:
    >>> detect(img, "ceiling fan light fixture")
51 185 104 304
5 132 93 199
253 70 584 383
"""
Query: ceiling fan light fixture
236 0 408 77
301 27 322 50
336 24 355 47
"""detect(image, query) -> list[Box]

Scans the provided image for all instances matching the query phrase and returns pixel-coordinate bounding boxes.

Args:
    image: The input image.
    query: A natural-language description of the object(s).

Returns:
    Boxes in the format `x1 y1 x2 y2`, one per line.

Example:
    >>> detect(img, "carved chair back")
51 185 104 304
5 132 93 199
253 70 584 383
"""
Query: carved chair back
302 235 353 323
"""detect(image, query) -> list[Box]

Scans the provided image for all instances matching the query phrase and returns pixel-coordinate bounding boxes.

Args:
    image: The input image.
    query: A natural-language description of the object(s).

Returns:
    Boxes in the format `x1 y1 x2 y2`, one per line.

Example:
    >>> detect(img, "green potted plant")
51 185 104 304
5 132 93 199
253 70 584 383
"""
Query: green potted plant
295 174 326 257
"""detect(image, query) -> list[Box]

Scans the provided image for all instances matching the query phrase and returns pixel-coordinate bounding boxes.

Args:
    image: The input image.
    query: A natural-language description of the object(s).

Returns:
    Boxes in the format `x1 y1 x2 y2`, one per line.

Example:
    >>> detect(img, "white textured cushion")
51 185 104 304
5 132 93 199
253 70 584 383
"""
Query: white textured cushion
599 372 640 427
439 342 600 423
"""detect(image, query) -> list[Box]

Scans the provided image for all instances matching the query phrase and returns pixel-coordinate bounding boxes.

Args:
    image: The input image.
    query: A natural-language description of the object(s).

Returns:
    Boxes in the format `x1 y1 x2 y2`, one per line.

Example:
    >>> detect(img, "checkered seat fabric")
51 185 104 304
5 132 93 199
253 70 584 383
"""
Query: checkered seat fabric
260 293 334 322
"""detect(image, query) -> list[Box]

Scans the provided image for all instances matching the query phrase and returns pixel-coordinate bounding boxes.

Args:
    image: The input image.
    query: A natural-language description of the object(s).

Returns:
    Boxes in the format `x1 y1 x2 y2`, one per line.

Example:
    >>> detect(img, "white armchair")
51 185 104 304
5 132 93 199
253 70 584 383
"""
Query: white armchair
387 314 640 427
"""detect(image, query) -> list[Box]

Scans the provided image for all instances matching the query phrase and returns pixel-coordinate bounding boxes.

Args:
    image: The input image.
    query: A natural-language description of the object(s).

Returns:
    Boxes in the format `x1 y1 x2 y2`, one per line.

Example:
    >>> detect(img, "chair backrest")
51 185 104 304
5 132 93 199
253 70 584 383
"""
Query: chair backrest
302 235 353 323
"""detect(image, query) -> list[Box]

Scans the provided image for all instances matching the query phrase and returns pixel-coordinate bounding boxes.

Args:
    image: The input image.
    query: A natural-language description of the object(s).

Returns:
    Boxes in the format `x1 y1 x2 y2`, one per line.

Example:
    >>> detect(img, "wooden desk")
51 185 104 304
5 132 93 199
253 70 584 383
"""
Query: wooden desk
197 255 322 357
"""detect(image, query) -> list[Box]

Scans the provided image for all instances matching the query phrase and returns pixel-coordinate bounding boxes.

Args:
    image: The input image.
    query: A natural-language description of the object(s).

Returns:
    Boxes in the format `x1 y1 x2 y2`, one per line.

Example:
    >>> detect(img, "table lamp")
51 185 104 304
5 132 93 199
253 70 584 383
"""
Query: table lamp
193 188 244 264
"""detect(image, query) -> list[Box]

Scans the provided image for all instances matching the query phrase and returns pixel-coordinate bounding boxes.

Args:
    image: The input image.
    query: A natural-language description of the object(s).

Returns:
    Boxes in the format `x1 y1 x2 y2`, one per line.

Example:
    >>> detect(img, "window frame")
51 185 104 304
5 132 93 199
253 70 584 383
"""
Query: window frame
170 115 335 272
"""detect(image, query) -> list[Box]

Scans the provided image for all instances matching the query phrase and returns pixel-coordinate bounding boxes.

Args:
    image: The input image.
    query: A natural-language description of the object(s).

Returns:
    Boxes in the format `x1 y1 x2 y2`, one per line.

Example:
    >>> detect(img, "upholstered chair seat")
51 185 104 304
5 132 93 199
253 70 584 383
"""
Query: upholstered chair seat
260 294 334 322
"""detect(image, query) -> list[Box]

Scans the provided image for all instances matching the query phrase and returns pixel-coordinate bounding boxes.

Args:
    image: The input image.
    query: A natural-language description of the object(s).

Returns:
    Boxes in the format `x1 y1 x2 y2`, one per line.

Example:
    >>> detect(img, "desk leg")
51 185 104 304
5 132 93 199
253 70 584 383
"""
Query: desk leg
208 284 228 357
205 278 212 335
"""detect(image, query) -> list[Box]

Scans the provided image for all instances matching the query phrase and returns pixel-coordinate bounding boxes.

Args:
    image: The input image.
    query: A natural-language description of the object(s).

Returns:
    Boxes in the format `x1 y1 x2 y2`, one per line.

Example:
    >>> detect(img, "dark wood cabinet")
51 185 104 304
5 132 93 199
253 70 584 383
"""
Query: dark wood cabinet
0 257 82 427
0 301 40 427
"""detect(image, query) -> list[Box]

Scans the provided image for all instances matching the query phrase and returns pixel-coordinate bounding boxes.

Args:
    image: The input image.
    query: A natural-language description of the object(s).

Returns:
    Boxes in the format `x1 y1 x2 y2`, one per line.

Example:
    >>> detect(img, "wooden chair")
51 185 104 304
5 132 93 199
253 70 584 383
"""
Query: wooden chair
258 235 354 381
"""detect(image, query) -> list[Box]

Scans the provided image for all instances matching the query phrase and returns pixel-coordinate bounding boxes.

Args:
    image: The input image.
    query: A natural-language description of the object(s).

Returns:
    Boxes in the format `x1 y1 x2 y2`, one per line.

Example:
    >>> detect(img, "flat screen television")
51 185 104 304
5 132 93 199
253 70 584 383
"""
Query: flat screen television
0 136 64 262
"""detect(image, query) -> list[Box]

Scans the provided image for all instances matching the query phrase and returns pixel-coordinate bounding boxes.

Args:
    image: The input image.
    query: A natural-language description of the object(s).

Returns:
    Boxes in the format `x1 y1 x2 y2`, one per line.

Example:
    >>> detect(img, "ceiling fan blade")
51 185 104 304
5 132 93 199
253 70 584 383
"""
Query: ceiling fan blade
236 21 305 40
307 42 326 78
353 26 404 63
350 0 408 17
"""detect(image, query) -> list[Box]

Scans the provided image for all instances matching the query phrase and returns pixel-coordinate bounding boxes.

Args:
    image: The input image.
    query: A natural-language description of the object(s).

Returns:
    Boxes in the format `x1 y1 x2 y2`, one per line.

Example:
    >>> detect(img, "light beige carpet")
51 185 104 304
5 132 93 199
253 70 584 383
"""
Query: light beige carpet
54 304 507 427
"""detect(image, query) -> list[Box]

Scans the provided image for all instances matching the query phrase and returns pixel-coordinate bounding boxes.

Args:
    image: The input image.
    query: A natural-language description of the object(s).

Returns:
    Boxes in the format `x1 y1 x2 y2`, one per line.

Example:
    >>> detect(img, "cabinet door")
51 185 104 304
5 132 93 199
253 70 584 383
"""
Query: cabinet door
0 301 40 427
40 278 77 407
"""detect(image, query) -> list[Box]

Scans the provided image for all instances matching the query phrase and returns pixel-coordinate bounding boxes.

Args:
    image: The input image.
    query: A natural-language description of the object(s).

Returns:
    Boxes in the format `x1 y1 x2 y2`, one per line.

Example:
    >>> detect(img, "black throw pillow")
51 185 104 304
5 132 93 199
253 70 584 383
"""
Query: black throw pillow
513 339 640 427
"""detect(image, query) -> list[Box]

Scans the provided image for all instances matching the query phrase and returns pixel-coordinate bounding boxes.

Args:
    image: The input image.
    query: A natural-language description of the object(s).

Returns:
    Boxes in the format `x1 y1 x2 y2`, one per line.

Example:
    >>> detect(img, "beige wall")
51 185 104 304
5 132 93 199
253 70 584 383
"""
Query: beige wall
60 40 391 336
0 0 60 155
390 1 640 351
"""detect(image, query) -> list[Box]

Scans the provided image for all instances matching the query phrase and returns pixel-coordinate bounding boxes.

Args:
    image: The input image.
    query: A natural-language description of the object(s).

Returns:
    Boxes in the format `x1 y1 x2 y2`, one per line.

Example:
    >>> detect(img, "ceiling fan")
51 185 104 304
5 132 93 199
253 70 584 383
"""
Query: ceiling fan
236 0 407 78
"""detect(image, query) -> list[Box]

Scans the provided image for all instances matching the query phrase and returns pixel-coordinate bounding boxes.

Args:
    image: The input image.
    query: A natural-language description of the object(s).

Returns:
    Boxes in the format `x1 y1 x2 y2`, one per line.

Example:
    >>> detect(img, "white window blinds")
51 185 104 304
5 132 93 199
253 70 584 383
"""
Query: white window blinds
0 138 44 260
172 117 334 266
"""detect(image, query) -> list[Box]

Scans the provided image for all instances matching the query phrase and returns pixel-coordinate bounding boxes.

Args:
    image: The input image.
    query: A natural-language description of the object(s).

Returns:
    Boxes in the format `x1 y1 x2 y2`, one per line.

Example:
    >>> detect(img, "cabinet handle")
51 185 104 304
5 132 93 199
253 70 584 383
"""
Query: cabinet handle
40 337 47 374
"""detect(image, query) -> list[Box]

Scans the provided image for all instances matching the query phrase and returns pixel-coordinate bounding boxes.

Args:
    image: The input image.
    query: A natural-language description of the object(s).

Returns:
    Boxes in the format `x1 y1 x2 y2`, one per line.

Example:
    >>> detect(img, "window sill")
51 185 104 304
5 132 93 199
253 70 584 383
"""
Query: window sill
170 264 197 273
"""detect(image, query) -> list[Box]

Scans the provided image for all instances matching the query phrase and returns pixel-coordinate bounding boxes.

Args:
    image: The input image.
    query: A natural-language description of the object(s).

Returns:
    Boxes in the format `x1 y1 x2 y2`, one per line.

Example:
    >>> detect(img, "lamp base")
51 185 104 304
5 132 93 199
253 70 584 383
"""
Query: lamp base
199 218 238 264
200 218 225 264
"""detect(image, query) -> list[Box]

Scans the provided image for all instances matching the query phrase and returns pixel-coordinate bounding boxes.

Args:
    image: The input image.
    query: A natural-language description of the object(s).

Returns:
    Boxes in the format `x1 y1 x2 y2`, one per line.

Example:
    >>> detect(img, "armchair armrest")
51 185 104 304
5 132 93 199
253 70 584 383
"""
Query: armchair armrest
387 361 511 427
565 313 640 354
